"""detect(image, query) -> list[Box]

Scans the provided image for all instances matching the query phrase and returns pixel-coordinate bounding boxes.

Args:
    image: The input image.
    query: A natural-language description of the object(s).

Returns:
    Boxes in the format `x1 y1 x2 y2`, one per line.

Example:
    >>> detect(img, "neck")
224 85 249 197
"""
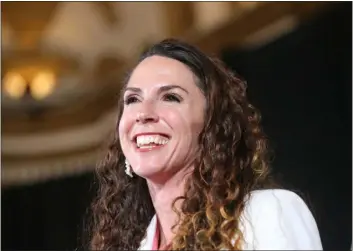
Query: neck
146 167 192 247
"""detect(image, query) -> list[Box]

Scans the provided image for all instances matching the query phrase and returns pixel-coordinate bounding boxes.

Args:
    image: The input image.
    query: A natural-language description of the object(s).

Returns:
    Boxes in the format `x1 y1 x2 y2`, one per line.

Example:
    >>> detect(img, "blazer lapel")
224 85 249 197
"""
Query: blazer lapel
138 215 157 250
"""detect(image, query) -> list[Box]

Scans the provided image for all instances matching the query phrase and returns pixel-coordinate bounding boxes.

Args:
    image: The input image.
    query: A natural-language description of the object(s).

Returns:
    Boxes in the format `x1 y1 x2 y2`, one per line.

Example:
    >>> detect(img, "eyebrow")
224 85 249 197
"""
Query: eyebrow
124 85 189 95
124 87 141 94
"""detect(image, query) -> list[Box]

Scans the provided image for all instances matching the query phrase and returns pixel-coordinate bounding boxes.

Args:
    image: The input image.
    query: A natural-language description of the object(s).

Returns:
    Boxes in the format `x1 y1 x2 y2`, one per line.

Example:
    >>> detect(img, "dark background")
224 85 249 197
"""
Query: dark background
222 3 351 249
2 3 351 250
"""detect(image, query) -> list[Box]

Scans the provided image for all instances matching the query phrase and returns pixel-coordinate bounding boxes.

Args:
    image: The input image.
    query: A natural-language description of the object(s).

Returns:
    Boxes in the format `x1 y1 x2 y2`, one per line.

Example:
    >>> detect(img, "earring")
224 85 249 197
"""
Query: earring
125 159 133 177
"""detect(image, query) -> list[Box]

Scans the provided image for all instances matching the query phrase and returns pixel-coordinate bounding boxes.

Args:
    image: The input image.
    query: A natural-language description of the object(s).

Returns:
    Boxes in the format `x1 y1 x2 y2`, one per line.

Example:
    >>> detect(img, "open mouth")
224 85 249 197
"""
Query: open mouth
133 133 170 150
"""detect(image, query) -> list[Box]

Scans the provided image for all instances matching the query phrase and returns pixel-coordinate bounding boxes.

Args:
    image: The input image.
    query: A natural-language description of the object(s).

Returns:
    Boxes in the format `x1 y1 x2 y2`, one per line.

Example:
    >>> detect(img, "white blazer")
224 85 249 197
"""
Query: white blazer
138 189 323 250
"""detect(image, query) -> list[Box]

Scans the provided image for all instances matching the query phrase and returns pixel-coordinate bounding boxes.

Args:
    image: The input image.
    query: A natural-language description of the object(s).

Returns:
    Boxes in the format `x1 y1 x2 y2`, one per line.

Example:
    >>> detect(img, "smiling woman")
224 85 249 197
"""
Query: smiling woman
87 39 323 250
119 55 205 183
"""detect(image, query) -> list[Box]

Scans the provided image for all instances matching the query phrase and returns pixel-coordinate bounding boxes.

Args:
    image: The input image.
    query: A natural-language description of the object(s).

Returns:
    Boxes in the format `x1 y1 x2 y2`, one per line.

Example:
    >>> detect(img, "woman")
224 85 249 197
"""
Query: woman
89 39 322 250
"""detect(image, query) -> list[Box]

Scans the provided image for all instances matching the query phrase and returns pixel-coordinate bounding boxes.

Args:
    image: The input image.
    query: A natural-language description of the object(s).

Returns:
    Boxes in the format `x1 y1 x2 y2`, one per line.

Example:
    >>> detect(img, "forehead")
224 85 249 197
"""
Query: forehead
127 55 197 89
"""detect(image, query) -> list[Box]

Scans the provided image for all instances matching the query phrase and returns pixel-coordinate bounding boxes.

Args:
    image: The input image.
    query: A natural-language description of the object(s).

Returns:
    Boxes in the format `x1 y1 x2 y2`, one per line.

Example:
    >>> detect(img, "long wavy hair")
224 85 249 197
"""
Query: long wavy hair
88 38 277 250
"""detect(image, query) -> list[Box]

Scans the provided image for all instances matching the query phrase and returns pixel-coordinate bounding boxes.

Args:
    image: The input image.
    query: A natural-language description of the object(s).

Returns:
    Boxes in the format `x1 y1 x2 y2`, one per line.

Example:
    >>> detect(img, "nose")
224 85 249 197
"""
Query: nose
136 111 159 124
135 99 159 124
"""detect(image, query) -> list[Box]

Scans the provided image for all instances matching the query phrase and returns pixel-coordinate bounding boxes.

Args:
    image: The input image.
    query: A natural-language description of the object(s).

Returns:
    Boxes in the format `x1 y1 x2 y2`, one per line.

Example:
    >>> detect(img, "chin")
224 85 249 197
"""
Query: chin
133 164 165 178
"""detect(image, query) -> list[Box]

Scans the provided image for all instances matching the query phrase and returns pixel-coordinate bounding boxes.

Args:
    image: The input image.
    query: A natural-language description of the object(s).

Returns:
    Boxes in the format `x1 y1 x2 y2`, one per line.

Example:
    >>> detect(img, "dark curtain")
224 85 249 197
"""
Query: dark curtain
222 3 352 250
2 172 96 250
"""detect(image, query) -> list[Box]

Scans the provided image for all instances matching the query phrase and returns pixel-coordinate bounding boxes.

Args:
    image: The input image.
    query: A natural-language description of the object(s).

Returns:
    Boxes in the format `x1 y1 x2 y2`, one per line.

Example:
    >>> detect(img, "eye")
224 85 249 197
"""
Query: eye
163 93 182 103
124 95 140 105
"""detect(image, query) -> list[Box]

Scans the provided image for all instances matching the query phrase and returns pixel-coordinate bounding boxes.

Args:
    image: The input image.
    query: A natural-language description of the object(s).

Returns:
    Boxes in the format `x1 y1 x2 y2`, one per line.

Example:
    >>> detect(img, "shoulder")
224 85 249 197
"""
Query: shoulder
245 189 309 214
239 189 323 250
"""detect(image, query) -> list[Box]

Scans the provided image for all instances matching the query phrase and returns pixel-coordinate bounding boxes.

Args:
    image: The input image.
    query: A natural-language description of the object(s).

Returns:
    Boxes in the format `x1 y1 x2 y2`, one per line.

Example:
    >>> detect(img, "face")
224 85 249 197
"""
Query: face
118 55 206 182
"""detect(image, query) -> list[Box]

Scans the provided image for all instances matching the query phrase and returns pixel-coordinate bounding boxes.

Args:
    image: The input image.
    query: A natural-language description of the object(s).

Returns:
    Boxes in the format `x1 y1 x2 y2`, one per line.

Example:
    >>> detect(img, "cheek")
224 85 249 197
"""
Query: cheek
118 120 124 140
164 107 204 137
161 107 188 131
118 112 133 141
186 105 205 133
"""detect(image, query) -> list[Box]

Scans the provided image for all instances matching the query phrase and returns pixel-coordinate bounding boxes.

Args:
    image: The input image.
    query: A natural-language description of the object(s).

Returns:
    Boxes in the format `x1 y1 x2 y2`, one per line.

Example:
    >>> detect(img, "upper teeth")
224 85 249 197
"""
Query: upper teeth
136 135 169 147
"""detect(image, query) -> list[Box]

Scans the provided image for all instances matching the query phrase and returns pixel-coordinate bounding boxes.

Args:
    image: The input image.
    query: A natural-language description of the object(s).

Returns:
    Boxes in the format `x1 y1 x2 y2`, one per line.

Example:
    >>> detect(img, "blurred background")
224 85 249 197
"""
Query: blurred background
1 2 351 250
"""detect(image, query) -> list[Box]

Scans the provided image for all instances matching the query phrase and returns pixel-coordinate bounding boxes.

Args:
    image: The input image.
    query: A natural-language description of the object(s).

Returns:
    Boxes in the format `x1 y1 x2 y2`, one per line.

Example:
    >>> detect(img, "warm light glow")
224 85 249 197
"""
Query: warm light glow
3 72 27 99
30 71 56 100
237 1 259 10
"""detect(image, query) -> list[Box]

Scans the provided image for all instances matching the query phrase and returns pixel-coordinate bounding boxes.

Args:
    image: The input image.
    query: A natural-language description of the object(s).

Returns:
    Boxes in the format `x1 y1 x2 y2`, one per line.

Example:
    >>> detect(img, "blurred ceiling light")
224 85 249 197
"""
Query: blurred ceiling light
3 72 27 99
30 71 56 100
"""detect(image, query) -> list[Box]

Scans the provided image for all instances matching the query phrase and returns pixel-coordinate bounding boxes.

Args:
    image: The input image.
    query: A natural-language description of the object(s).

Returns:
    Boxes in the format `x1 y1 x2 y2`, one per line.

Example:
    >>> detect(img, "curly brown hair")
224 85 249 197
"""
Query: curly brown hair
88 38 277 250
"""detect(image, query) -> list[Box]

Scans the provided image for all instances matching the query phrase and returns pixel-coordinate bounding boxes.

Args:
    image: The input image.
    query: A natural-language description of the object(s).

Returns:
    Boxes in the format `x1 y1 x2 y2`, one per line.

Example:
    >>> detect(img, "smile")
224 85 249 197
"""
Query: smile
133 133 170 151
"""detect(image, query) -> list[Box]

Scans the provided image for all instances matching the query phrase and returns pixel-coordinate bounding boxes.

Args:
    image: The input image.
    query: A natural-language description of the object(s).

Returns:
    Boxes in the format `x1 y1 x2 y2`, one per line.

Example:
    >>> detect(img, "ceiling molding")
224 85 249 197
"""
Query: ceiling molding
188 2 333 55
241 15 298 49
160 2 195 38
92 2 119 27
92 55 125 79
193 2 234 34
1 2 59 49
2 108 116 156
2 150 100 187
2 143 105 163
2 49 80 79
2 83 120 134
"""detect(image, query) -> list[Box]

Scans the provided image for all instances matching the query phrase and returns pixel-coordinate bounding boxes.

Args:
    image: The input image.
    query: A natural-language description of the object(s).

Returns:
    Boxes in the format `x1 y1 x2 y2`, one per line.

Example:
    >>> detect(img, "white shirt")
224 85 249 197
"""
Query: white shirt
138 189 323 250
